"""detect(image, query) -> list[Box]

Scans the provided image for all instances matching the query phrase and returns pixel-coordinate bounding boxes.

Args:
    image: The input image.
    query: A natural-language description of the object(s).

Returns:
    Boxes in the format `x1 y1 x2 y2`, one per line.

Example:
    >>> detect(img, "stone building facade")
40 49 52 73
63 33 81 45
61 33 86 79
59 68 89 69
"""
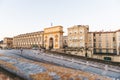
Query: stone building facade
3 37 13 48
13 26 63 49
13 31 44 48
4 25 120 62
67 25 89 48
67 25 120 62
63 36 68 48
87 30 120 62
116 30 120 55
88 30 120 55
67 25 120 56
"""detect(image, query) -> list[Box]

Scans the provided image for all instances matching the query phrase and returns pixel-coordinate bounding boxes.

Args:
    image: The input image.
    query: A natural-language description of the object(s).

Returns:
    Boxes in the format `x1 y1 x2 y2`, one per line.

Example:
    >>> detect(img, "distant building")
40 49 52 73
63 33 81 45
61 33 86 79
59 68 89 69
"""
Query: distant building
3 37 13 48
66 25 120 62
0 40 3 48
116 29 120 55
88 30 120 55
0 40 3 44
87 30 120 62
67 25 89 48
13 25 64 49
13 31 44 48
63 36 68 48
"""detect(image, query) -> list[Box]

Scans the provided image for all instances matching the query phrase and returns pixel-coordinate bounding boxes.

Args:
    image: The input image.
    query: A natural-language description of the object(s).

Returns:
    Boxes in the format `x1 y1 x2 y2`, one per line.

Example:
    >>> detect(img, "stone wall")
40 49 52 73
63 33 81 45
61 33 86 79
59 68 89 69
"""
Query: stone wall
92 55 120 62
65 49 120 62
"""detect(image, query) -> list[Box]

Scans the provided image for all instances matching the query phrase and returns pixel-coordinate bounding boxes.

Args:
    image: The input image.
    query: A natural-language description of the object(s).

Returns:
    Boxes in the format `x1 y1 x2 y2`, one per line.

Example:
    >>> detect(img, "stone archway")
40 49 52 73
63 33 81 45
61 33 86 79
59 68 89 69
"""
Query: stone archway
44 26 64 49
49 37 54 49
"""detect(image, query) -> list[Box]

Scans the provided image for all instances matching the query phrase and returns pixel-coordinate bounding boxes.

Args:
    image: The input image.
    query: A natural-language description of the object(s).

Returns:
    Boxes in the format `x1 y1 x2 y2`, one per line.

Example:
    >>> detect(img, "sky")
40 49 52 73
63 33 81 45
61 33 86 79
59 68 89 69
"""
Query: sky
0 0 120 40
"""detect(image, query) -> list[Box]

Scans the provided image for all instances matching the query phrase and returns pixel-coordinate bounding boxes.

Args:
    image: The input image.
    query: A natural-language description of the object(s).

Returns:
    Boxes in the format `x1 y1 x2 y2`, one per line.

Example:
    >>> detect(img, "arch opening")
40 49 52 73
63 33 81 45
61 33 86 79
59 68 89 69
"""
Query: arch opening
49 37 54 49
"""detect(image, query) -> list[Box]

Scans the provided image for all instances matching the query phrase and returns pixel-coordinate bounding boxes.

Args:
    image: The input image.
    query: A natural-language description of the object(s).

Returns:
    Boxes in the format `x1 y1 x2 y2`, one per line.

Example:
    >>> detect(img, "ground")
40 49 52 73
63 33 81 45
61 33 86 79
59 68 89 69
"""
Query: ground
0 50 118 80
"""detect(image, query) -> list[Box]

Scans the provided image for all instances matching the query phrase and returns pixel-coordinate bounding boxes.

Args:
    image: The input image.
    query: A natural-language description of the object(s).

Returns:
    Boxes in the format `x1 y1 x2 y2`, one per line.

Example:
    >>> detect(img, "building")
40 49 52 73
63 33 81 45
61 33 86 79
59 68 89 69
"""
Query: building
13 25 64 49
88 30 120 55
2 24 120 62
0 40 3 44
63 36 68 48
116 29 120 55
94 32 116 54
0 40 3 49
67 25 120 62
0 38 13 49
67 25 89 48
67 25 120 56
3 37 13 48
87 30 120 62
13 31 44 48
44 25 64 49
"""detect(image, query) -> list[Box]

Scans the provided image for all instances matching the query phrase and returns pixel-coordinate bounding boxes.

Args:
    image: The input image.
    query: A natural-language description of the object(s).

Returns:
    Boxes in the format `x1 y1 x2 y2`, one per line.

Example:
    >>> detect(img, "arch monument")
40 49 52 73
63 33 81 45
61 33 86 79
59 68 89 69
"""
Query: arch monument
44 26 64 49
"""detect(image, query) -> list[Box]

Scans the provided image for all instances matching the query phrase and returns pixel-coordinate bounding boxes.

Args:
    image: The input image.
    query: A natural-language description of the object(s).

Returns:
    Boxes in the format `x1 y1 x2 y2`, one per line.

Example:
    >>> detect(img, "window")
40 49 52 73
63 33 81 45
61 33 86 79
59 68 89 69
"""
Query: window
99 43 101 47
89 44 92 47
70 43 73 47
99 36 101 42
94 39 96 42
105 34 108 41
94 43 96 47
93 33 95 36
99 34 101 36
106 43 109 48
80 30 83 33
40 37 41 41
80 43 83 47
89 38 91 41
106 49 109 53
74 44 77 47
94 49 96 53
113 37 115 41
99 49 102 53
80 37 83 40
74 30 77 34
74 37 77 40
113 43 116 48
113 49 116 54
69 37 71 40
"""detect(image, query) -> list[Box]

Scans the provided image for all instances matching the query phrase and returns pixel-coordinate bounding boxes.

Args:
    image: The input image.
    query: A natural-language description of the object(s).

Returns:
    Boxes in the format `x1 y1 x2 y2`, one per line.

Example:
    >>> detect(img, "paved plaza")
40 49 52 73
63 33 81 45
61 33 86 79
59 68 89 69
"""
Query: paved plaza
0 49 120 80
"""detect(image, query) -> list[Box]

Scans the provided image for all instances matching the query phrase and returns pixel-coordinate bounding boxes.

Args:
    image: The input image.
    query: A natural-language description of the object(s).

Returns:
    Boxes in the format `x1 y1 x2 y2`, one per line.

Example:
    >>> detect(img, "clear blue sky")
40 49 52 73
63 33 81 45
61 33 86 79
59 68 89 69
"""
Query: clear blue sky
0 0 120 40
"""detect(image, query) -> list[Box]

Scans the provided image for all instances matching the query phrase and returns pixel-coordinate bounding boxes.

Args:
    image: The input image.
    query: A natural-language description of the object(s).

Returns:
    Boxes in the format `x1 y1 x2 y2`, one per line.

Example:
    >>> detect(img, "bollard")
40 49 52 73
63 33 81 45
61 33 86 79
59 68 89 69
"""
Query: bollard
86 61 89 66
71 58 74 63
105 65 108 71
61 56 63 59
